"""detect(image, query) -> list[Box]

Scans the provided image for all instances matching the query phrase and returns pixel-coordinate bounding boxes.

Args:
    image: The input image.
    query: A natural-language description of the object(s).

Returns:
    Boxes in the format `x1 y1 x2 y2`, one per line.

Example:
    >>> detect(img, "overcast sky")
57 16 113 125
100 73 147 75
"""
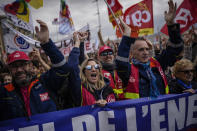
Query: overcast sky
0 0 183 42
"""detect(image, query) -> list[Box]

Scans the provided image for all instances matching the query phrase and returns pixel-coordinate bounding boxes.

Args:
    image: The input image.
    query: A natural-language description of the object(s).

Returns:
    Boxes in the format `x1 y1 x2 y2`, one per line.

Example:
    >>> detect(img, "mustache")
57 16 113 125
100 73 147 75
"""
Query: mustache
14 71 26 78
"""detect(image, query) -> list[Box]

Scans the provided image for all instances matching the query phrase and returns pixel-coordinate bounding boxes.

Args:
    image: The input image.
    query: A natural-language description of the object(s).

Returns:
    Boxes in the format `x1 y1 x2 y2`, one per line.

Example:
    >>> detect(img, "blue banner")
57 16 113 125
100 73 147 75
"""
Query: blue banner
0 93 197 131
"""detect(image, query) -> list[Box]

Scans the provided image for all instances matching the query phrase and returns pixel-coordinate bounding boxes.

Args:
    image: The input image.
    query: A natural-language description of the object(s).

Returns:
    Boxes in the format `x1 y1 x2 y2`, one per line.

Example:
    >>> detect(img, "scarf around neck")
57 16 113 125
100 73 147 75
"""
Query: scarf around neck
132 59 160 98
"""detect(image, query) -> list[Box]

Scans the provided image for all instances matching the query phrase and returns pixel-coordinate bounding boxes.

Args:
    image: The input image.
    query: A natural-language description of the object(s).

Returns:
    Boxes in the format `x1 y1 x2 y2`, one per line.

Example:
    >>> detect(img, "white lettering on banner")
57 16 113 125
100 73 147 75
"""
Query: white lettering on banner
42 122 55 131
4 94 197 131
128 10 151 27
168 98 186 131
151 102 166 131
142 105 149 117
126 108 137 131
186 94 197 126
8 122 55 131
19 125 39 131
175 8 193 28
6 13 33 32
72 114 96 131
98 111 115 131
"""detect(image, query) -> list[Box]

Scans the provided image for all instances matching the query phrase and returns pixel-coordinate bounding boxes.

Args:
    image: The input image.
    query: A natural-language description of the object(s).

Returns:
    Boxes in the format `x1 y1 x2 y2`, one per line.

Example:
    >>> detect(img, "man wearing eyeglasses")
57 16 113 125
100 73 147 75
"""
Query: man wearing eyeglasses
116 0 183 99
0 20 81 121
169 59 196 94
98 45 124 100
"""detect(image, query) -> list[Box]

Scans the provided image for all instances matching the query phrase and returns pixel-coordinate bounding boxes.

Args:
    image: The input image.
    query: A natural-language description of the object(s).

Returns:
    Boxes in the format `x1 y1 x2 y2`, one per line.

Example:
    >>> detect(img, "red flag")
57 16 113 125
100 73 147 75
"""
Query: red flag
124 0 154 36
107 0 123 28
160 0 197 35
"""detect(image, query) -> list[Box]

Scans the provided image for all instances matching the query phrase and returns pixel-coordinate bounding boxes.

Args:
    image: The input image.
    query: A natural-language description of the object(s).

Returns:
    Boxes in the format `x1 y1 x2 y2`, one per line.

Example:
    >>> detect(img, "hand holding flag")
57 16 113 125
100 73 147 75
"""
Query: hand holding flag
119 17 131 37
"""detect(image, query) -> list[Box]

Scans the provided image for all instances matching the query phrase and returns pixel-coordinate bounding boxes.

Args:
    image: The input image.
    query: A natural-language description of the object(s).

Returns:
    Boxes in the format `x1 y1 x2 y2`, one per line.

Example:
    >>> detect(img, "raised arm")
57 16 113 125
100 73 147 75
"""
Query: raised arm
115 18 134 86
155 0 183 70
35 20 73 91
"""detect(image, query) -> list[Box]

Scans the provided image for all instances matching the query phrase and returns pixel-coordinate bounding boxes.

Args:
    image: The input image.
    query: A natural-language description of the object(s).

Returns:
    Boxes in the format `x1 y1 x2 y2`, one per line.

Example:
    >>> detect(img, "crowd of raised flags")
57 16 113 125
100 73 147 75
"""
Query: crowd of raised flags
0 0 197 56
0 0 197 130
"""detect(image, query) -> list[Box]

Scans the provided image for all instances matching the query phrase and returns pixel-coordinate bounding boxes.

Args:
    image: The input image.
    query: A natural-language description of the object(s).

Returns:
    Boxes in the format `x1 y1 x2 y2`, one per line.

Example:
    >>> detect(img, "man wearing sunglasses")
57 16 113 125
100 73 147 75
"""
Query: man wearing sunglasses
0 20 81 121
98 45 124 100
169 59 196 94
116 0 183 99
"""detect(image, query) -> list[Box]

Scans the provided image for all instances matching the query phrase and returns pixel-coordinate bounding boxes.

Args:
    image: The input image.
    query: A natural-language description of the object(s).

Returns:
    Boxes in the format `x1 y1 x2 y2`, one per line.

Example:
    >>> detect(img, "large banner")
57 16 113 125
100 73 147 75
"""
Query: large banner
2 21 92 56
0 93 197 131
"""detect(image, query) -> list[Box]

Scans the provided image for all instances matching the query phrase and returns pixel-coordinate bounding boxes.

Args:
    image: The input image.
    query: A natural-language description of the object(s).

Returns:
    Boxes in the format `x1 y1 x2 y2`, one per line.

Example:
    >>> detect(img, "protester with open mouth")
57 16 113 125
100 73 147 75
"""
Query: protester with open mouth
80 58 116 106
98 45 124 100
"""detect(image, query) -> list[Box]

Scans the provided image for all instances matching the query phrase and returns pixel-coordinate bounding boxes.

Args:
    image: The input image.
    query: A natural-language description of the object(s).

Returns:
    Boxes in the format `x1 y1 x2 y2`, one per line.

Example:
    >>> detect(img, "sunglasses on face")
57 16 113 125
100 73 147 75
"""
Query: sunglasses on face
179 69 194 74
100 51 113 56
85 64 100 70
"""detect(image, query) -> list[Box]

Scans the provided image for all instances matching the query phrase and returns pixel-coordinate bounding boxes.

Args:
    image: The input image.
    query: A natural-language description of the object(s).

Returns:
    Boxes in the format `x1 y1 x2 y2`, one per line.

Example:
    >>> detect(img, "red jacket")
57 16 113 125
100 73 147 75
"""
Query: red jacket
81 82 116 106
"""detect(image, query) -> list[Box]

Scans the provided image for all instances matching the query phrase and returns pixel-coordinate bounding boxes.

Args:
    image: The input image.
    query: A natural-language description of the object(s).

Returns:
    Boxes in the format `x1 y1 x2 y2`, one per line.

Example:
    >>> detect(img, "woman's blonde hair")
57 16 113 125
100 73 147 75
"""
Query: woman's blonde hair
80 58 105 92
173 59 193 77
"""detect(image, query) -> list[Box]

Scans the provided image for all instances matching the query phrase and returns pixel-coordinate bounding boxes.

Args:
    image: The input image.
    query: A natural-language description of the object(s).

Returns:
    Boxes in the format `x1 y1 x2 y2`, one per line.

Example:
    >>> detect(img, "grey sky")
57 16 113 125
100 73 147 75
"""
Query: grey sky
0 0 182 42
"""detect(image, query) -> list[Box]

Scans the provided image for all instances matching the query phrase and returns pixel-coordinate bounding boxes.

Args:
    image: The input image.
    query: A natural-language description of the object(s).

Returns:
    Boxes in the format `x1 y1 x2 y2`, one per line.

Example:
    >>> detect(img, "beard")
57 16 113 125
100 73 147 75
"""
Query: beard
13 71 32 87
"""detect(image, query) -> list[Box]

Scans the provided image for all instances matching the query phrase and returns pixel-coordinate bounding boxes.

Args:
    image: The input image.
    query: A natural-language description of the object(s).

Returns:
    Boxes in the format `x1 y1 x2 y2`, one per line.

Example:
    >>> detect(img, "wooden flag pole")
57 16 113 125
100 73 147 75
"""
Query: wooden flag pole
0 16 6 64
103 0 123 35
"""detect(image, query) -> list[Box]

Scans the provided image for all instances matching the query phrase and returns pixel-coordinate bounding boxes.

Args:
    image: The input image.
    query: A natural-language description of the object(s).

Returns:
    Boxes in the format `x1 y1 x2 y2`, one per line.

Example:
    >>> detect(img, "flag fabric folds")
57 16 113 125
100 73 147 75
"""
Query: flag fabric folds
25 0 43 9
4 0 30 23
59 0 75 35
124 0 154 36
107 0 123 28
160 0 197 35
3 0 34 32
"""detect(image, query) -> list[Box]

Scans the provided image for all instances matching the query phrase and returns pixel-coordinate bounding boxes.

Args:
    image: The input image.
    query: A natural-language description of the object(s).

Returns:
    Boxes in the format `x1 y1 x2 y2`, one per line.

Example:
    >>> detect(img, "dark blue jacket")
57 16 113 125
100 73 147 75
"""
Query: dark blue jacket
0 39 81 121
116 24 183 98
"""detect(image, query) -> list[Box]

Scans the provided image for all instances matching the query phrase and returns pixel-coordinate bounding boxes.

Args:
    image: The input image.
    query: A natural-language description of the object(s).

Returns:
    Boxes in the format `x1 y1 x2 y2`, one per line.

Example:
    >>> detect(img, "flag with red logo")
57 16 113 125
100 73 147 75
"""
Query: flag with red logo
4 0 30 23
160 0 197 35
124 0 154 36
107 0 123 28
3 0 34 32
59 0 75 35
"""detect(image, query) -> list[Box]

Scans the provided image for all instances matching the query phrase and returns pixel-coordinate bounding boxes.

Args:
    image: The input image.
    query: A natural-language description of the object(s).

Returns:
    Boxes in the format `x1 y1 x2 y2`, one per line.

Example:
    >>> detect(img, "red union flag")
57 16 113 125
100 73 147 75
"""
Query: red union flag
107 0 123 28
124 0 154 36
161 0 197 35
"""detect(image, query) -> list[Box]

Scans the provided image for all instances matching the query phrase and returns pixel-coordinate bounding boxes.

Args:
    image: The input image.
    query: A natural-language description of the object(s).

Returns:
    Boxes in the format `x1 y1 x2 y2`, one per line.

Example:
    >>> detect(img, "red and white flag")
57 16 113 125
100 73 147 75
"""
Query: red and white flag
107 0 123 28
124 0 154 37
161 0 197 35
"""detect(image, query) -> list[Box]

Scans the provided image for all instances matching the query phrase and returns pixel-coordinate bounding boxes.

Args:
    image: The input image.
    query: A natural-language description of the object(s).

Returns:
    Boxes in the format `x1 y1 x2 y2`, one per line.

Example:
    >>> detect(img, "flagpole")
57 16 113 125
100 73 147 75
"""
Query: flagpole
0 16 6 63
103 0 123 35
95 0 101 31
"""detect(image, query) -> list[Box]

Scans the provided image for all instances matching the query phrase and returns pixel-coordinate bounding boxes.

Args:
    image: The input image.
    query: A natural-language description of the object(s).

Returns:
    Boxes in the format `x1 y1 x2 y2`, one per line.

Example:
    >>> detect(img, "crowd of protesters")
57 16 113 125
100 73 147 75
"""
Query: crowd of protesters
0 0 197 122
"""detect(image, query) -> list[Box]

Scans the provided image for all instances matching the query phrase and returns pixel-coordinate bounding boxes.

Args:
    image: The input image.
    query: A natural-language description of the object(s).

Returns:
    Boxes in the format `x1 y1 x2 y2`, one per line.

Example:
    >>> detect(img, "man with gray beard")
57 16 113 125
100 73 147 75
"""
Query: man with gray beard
0 20 81 121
